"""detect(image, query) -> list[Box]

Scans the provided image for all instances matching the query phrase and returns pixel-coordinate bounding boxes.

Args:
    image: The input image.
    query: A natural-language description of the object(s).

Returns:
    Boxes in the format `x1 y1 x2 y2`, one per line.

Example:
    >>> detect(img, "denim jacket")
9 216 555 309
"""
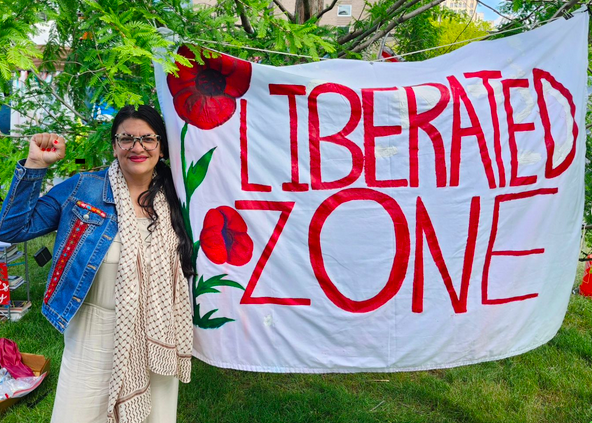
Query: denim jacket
0 160 118 333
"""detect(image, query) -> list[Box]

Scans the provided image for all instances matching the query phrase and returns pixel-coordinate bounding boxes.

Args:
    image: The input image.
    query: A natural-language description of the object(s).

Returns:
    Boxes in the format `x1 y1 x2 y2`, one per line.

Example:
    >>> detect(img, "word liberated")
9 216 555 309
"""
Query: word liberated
241 68 576 192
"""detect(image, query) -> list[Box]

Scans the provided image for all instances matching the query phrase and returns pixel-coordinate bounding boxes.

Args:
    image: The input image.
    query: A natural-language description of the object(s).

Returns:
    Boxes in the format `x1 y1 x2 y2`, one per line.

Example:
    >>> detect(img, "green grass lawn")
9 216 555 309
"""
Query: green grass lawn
1 234 591 423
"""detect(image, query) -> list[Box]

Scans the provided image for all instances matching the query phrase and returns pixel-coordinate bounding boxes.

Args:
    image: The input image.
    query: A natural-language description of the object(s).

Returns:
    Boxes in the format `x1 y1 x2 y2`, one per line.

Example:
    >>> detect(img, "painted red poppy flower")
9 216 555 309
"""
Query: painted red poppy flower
200 206 253 266
167 46 252 130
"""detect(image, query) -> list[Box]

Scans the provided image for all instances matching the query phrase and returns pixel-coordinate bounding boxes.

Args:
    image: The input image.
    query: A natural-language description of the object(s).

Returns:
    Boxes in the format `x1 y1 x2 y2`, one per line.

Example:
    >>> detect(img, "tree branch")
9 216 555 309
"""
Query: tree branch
0 133 27 138
346 0 446 54
273 0 295 22
338 0 409 45
339 0 425 53
315 0 339 21
36 99 61 123
30 69 88 123
234 0 255 34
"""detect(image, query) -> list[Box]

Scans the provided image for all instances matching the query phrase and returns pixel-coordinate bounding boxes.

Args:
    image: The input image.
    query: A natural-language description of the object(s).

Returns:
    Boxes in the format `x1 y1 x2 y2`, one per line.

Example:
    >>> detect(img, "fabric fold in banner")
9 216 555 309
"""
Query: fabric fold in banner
155 13 588 372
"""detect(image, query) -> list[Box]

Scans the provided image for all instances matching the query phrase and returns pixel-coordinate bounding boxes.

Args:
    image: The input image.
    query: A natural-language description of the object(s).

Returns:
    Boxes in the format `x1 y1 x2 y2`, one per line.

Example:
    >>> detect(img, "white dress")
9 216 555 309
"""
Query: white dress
51 218 179 423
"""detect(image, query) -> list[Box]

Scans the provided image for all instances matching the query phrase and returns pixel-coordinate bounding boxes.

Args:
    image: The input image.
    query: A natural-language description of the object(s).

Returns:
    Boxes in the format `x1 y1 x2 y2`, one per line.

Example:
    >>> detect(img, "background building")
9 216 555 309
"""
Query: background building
442 0 484 20
193 0 372 26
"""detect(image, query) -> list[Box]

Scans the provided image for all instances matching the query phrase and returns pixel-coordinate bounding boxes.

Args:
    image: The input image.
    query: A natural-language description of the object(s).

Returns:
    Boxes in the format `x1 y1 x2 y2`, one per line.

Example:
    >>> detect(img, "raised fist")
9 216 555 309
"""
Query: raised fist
24 133 66 169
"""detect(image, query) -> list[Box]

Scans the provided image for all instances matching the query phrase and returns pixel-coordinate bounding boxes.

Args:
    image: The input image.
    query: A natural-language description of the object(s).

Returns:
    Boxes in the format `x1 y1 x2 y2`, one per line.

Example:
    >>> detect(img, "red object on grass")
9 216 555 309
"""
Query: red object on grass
580 255 592 297
0 338 34 379
200 206 253 266
0 263 9 306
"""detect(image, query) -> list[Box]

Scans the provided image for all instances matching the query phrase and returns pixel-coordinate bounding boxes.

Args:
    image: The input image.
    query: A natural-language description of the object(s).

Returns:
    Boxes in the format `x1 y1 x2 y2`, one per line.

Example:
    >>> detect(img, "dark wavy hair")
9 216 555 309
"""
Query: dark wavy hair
111 104 194 279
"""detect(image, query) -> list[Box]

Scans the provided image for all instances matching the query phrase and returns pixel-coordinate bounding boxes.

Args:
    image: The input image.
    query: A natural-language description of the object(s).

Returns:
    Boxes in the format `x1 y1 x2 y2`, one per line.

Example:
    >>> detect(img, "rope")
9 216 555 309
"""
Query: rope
188 38 317 59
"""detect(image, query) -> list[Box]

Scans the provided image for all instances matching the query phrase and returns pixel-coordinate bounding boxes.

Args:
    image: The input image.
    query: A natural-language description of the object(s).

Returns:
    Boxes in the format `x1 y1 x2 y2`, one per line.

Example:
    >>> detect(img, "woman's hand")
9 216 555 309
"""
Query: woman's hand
24 133 66 169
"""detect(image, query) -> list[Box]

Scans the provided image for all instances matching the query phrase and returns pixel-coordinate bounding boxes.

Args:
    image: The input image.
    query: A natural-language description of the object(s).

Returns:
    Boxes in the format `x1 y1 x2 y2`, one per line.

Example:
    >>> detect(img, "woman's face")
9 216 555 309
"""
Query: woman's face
113 118 163 183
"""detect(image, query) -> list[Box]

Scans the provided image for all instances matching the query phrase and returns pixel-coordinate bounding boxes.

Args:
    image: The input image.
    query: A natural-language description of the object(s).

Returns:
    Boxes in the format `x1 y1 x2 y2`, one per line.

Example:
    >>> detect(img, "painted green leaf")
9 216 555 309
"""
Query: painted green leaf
199 316 235 329
194 304 235 329
185 147 216 203
198 317 234 329
194 273 245 298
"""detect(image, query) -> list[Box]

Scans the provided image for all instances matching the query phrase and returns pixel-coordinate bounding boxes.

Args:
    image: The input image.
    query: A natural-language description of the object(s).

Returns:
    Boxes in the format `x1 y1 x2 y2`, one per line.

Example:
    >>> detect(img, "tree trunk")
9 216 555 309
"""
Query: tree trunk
295 0 324 23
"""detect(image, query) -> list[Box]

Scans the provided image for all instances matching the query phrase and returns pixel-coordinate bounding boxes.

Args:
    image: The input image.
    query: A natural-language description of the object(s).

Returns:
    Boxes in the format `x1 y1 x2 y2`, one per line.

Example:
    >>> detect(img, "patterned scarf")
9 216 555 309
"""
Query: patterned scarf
107 160 192 423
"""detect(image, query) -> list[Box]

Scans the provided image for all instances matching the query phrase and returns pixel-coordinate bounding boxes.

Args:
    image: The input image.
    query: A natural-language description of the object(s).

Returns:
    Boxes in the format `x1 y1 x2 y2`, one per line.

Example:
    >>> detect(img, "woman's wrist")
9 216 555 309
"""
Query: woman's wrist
24 158 50 169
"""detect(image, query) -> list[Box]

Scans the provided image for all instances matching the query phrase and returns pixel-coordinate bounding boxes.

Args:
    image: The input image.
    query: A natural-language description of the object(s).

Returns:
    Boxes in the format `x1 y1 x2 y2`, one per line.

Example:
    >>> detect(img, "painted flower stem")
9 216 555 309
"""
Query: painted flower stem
180 122 193 244
171 48 254 329
179 122 244 329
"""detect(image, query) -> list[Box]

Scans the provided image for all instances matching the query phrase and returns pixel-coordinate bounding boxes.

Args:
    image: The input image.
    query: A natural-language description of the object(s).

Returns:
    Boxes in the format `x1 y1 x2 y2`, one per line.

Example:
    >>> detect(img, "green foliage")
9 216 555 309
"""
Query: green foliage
426 11 492 57
498 0 560 30
0 136 22 194
0 1 43 92
390 4 445 61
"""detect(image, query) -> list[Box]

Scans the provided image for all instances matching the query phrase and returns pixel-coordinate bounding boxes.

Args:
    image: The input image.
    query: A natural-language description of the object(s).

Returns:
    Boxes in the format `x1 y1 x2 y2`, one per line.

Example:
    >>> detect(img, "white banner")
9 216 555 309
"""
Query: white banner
155 13 588 372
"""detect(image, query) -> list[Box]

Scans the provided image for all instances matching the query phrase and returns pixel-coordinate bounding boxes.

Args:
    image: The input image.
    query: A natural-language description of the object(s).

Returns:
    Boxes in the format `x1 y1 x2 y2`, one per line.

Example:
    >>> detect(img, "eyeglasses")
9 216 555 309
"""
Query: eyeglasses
114 133 161 151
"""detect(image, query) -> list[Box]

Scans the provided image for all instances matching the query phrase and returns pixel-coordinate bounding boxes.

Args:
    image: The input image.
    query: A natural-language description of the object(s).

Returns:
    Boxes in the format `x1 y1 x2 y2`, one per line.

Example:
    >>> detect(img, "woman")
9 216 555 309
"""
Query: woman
0 105 194 423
